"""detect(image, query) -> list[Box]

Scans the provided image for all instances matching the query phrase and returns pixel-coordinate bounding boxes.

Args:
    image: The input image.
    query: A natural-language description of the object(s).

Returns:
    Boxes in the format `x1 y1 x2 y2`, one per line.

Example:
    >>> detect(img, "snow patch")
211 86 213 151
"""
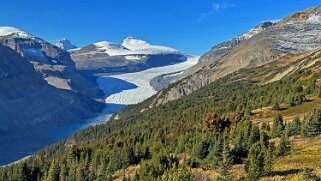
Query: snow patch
124 55 146 61
94 41 131 56
308 14 321 24
0 26 31 38
122 37 179 54
91 37 181 57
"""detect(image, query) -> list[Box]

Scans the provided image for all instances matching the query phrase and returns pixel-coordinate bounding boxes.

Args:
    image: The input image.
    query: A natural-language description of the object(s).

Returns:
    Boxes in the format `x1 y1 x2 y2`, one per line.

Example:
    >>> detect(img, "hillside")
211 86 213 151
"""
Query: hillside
2 32 321 180
2 5 321 181
149 5 321 108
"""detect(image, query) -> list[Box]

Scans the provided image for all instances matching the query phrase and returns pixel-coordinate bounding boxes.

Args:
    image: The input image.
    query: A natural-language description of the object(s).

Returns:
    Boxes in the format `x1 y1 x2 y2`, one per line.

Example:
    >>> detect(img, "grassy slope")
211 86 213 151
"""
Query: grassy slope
112 49 321 180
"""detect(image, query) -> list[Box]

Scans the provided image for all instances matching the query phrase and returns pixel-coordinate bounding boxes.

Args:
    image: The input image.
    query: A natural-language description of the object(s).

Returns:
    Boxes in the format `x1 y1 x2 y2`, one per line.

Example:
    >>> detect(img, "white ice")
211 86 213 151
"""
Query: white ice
102 56 199 105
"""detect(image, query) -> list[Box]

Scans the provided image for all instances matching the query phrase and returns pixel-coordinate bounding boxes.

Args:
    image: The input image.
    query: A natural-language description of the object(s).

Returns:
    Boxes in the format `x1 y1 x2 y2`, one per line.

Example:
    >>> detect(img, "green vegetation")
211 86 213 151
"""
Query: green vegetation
1 52 321 180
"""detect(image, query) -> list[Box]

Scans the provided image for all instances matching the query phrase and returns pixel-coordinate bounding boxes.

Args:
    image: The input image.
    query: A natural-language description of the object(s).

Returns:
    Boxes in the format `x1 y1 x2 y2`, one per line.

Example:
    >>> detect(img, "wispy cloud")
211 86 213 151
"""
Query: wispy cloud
198 2 235 22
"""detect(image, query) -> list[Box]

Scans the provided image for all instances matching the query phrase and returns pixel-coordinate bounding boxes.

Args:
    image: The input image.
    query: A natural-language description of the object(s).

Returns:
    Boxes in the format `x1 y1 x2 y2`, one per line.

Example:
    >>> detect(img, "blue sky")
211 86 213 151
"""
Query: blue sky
0 0 320 55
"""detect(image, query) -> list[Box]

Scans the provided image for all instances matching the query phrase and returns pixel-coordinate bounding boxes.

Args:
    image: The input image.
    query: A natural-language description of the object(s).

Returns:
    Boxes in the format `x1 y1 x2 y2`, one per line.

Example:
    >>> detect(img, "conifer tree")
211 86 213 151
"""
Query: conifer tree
217 138 233 181
248 126 260 149
278 131 291 156
245 143 264 181
207 135 223 167
302 109 321 137
16 162 30 181
271 114 285 138
47 161 60 181
263 145 274 176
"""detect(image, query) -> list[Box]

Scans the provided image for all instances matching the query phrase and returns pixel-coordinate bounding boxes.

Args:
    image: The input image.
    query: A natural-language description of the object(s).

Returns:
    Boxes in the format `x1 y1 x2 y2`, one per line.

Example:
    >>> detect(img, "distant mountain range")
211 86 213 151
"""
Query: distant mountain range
70 36 188 76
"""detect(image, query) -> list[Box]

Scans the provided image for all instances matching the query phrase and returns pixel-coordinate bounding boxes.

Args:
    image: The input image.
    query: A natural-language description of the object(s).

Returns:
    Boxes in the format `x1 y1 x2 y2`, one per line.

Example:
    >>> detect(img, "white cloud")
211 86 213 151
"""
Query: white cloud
198 2 235 22
212 2 235 11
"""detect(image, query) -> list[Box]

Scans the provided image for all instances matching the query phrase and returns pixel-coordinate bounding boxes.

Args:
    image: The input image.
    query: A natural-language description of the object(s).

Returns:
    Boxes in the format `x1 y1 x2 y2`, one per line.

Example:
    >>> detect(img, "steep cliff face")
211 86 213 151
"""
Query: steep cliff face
55 38 77 51
0 27 102 98
0 45 103 134
149 6 321 108
0 44 105 165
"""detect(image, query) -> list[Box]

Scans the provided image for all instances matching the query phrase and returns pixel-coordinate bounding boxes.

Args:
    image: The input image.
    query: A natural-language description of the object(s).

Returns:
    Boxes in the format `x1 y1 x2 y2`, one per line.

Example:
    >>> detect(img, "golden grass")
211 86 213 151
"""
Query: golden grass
192 164 245 181
261 135 321 180
113 165 140 181
252 97 321 127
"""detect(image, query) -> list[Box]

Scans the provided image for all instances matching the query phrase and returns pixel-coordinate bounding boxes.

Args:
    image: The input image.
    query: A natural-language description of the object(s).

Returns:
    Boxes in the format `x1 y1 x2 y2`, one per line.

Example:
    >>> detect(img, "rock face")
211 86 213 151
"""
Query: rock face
0 44 103 135
150 21 279 91
0 27 102 98
0 28 105 165
70 37 188 75
55 38 77 51
200 21 279 63
149 6 321 108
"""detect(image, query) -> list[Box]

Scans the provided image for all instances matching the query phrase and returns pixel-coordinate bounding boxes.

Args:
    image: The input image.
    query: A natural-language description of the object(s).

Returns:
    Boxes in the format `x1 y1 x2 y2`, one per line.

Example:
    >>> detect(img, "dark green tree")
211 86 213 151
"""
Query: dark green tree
302 109 321 137
278 131 291 156
192 140 209 160
47 161 60 181
216 138 233 181
271 114 285 138
245 143 264 181
263 145 274 176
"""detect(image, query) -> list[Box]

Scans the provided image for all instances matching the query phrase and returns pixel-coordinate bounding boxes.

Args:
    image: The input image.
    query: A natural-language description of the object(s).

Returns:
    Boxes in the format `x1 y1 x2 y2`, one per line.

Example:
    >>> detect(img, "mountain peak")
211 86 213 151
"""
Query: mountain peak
55 38 77 51
241 20 279 39
121 37 151 50
0 26 31 38
308 6 321 23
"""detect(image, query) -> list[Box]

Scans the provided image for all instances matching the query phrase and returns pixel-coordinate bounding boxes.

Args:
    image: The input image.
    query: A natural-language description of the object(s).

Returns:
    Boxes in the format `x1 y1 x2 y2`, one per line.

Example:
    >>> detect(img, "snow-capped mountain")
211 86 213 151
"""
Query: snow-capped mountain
93 41 131 56
121 37 178 54
0 28 104 165
88 37 180 56
0 26 102 97
70 37 188 74
55 38 77 51
0 26 32 38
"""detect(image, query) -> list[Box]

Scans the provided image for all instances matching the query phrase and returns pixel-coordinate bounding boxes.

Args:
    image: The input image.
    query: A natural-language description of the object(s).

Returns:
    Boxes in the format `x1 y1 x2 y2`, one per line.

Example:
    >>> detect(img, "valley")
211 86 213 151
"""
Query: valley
0 51 197 166
2 2 321 181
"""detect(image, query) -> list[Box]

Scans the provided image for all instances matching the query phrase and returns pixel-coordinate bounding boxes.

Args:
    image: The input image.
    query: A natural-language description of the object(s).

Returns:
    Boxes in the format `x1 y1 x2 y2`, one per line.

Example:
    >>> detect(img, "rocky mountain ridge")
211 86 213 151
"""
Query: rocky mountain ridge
0 26 101 98
55 38 77 51
150 20 279 91
148 5 321 108
0 27 104 164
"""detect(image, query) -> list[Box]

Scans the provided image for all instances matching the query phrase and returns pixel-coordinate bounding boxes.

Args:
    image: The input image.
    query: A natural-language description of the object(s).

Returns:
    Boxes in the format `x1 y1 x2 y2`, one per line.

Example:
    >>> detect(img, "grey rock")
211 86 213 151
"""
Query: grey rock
55 38 77 51
148 6 321 108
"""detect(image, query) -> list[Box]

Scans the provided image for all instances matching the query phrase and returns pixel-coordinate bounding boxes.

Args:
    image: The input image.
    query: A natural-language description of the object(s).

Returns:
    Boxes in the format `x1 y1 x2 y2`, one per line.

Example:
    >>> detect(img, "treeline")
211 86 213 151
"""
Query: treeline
1 54 321 180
